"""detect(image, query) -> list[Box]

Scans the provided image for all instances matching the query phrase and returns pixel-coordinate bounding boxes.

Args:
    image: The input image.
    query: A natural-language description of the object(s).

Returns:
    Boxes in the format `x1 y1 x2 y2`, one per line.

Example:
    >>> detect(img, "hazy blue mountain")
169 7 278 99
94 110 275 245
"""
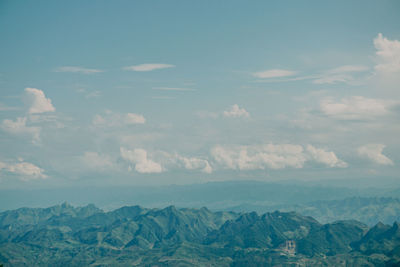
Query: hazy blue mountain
2 180 399 211
228 197 400 225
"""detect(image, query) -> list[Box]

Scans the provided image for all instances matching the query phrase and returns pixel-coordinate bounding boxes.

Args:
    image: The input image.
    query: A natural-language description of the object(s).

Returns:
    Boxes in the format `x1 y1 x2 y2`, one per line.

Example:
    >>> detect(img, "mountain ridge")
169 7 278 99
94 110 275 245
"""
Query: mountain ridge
0 204 399 266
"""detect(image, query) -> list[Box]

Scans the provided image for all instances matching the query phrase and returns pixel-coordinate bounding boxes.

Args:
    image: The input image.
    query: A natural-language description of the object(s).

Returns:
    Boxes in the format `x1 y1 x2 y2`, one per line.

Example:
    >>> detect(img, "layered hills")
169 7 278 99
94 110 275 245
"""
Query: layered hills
0 204 399 266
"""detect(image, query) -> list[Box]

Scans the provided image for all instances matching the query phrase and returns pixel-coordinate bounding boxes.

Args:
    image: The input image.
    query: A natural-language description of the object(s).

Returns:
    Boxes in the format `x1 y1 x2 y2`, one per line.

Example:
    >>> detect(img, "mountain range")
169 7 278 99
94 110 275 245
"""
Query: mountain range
2 181 400 226
0 203 399 266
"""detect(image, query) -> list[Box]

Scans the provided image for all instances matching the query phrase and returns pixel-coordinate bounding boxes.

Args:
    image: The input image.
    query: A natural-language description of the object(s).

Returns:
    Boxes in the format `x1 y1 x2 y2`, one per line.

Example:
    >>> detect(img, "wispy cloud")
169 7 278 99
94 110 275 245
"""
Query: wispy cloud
92 110 145 127
312 65 369 84
252 69 297 79
123 63 175 72
76 88 101 98
152 87 195 91
253 65 369 85
54 66 103 74
329 65 369 73
319 96 391 120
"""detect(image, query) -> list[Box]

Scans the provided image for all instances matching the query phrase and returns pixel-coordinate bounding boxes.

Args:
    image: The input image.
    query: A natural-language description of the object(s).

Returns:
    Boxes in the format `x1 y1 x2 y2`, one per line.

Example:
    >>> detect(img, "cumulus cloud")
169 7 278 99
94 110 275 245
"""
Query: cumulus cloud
211 144 307 170
120 147 163 173
123 64 175 72
358 144 393 165
374 33 400 74
92 111 145 127
119 148 212 174
319 96 390 120
178 156 212 173
25 88 55 114
81 152 115 171
306 145 347 168
252 69 297 79
223 104 250 118
1 117 41 143
211 144 346 170
0 160 47 181
55 66 103 74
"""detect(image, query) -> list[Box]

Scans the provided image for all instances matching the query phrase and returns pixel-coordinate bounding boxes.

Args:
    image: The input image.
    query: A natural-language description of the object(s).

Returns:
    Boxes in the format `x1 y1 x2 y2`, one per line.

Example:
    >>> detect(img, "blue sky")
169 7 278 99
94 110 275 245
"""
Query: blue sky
0 0 400 188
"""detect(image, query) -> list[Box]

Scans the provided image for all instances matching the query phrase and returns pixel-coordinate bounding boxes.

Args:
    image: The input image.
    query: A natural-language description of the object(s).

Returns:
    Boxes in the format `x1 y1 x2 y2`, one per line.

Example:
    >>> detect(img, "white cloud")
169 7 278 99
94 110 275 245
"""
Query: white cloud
123 64 175 72
313 74 353 85
211 144 307 170
358 144 393 165
119 148 212 174
252 65 368 85
174 155 212 173
211 144 347 170
252 69 297 79
312 65 368 85
120 147 163 173
319 96 390 120
329 65 369 73
55 66 103 74
92 111 145 127
374 33 400 74
0 160 47 181
306 145 347 168
125 113 146 124
76 88 102 98
81 152 115 171
153 87 195 91
25 88 55 114
1 117 41 143
223 104 250 118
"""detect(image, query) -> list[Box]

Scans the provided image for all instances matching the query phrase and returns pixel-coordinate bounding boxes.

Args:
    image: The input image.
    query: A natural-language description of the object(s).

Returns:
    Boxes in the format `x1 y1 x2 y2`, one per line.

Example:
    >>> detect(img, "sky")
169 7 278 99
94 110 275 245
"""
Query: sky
0 0 400 189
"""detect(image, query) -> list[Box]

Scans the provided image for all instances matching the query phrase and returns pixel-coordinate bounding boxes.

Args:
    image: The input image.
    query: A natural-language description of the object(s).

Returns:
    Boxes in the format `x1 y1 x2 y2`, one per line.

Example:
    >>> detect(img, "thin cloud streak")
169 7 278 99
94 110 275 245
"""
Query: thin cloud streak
152 87 195 91
54 66 104 74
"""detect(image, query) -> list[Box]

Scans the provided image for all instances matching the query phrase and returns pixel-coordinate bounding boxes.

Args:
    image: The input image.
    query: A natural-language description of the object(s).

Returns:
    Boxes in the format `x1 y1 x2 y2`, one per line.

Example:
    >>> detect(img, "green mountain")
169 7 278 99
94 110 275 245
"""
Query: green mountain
0 204 399 266
352 222 400 256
